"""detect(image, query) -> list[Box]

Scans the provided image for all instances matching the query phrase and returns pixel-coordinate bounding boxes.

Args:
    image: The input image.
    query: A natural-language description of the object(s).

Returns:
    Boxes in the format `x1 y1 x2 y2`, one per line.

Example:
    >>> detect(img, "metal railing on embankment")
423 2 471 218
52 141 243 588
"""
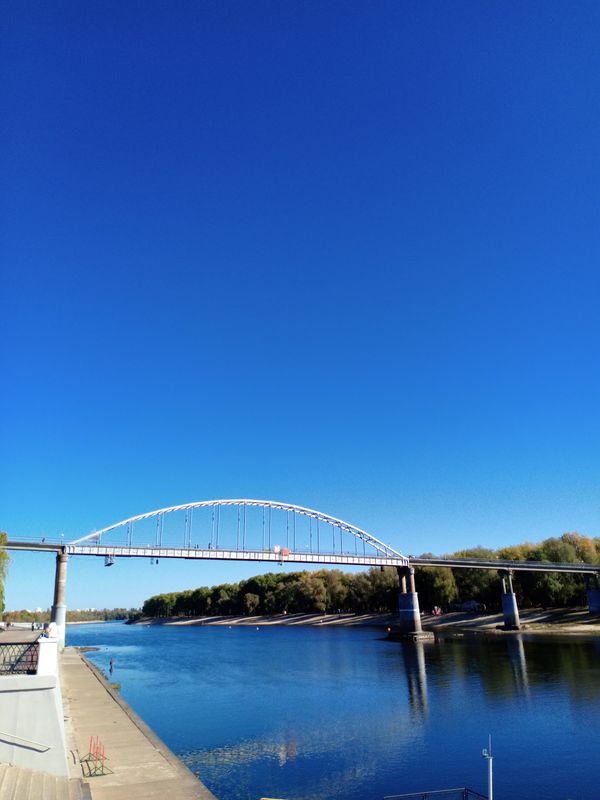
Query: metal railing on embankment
385 789 487 800
0 642 40 674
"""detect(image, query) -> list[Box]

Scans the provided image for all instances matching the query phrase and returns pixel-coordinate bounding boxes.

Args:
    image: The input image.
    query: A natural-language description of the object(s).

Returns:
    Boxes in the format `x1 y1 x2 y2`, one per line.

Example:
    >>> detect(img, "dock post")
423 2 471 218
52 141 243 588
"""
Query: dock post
499 569 520 630
51 550 69 649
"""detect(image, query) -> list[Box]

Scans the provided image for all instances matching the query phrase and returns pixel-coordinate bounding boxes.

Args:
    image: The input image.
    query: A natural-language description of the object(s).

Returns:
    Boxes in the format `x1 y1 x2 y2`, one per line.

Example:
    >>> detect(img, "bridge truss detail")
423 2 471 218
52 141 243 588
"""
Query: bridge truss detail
69 499 409 567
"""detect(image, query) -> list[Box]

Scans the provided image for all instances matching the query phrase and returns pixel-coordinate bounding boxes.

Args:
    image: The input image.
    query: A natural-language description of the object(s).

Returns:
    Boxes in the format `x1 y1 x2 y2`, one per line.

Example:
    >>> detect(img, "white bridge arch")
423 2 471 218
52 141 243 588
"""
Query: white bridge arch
70 499 409 567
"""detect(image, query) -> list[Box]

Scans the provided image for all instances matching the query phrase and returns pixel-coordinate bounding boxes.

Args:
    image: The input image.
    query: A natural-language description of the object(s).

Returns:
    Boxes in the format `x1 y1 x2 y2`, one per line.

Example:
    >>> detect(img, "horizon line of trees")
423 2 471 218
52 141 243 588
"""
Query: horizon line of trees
141 532 600 618
1 607 141 624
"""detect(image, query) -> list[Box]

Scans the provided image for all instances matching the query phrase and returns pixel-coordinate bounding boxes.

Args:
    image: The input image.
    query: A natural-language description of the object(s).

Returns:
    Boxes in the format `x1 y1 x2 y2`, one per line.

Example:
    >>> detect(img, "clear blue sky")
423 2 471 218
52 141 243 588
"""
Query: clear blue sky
2 1 599 610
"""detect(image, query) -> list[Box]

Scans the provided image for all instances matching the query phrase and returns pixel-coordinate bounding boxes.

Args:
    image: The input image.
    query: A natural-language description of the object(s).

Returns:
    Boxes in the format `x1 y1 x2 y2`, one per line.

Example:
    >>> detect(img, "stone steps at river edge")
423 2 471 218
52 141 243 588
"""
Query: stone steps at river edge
0 762 90 800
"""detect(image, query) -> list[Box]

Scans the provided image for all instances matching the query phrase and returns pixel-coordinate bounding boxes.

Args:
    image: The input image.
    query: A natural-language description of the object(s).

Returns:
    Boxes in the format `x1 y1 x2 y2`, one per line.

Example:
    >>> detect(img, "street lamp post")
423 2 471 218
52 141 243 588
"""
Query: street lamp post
482 735 493 800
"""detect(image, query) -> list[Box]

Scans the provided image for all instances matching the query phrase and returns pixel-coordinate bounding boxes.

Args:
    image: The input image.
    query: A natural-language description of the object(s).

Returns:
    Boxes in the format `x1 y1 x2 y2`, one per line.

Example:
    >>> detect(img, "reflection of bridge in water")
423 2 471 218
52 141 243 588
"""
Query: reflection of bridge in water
398 634 534 717
179 633 554 799
180 682 424 800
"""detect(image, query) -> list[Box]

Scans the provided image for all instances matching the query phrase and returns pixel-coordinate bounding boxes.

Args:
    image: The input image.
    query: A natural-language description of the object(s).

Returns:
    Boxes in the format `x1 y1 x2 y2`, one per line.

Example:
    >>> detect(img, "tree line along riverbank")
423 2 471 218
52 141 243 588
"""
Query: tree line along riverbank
141 532 600 619
1 607 141 625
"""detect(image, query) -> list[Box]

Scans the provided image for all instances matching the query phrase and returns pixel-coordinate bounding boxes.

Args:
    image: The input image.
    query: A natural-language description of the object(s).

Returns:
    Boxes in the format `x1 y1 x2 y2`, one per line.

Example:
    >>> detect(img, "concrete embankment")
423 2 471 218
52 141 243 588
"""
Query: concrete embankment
133 612 400 627
60 648 216 800
133 607 600 635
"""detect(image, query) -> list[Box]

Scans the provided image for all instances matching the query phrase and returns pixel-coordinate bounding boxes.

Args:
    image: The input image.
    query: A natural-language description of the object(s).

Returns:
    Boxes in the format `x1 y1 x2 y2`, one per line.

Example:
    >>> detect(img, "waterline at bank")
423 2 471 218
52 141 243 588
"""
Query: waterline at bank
60 648 215 800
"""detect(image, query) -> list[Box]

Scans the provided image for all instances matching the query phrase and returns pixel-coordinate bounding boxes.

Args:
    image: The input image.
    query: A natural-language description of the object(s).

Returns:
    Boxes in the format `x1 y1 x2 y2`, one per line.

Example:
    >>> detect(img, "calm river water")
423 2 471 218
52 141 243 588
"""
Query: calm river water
67 623 600 800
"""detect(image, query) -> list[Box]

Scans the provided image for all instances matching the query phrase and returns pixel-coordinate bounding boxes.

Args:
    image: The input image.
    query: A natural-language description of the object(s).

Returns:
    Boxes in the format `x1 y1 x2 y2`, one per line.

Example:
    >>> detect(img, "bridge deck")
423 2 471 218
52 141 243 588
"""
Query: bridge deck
5 541 600 574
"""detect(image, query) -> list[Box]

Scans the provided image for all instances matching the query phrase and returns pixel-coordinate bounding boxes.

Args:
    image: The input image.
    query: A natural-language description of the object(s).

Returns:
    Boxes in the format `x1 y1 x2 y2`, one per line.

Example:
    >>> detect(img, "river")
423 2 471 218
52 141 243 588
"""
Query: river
66 623 600 800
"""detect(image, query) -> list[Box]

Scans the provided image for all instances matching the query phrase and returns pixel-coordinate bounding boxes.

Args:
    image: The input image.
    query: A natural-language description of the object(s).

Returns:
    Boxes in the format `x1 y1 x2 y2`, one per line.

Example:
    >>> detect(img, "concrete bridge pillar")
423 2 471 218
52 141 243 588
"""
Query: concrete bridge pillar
586 575 600 615
51 550 68 650
397 566 423 635
499 569 520 630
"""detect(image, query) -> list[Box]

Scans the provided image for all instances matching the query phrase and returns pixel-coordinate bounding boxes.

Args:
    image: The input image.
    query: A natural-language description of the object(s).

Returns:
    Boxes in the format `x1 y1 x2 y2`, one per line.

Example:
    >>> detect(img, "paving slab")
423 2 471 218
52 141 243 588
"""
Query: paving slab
60 648 216 800
0 630 40 644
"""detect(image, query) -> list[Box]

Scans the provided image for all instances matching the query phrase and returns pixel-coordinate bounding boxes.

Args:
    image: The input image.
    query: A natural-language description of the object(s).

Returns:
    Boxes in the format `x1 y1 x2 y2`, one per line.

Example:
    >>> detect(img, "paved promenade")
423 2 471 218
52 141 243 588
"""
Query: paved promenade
60 648 216 800
0 629 40 643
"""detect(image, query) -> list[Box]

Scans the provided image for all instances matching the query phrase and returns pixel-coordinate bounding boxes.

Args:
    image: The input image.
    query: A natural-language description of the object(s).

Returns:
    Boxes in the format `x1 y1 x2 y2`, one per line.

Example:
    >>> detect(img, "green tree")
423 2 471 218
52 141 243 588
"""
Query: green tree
319 570 348 612
414 565 458 610
190 587 211 614
173 590 193 616
211 583 240 614
243 593 260 614
367 567 399 612
296 573 327 613
451 547 500 607
139 530 600 620
346 573 372 612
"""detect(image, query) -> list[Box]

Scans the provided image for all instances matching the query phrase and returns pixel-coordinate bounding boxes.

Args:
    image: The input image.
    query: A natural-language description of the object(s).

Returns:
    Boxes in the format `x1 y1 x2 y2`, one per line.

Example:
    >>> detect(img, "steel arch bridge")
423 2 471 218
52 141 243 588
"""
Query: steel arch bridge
65 498 409 568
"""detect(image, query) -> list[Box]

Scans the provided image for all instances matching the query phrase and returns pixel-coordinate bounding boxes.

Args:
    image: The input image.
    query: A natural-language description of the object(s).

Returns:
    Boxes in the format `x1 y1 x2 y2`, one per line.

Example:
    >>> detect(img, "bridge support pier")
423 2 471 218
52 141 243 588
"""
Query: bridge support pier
51 550 68 650
499 569 520 630
586 576 600 615
391 567 433 641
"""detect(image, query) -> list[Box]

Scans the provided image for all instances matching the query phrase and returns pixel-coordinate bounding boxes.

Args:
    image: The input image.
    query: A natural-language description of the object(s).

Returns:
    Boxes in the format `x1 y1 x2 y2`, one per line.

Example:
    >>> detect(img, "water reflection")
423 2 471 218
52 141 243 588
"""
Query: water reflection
67 624 600 800
180 696 426 800
399 641 430 717
505 637 529 696
388 631 600 715
425 632 600 707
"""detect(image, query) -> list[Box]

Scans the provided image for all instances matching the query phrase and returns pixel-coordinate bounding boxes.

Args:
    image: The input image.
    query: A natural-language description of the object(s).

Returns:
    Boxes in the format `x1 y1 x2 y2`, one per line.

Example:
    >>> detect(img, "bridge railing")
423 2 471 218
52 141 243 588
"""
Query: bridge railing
0 642 40 675
385 789 487 800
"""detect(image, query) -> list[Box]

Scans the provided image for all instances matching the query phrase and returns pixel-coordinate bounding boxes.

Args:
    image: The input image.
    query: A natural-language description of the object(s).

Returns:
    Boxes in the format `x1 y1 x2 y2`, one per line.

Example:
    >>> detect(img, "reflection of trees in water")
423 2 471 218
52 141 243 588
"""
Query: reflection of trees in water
181 634 600 800
517 636 600 706
384 634 600 712
423 634 600 707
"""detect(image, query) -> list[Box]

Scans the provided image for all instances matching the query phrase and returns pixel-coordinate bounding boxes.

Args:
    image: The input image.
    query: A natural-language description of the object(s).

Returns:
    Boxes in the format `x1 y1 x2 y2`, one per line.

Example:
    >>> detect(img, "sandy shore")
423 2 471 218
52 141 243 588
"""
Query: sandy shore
132 607 600 636
133 612 400 628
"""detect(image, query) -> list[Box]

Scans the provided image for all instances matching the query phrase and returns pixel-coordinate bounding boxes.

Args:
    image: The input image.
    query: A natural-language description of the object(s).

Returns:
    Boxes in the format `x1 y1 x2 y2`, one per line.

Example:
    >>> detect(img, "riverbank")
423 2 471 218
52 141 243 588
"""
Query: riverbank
60 648 216 799
132 607 600 635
